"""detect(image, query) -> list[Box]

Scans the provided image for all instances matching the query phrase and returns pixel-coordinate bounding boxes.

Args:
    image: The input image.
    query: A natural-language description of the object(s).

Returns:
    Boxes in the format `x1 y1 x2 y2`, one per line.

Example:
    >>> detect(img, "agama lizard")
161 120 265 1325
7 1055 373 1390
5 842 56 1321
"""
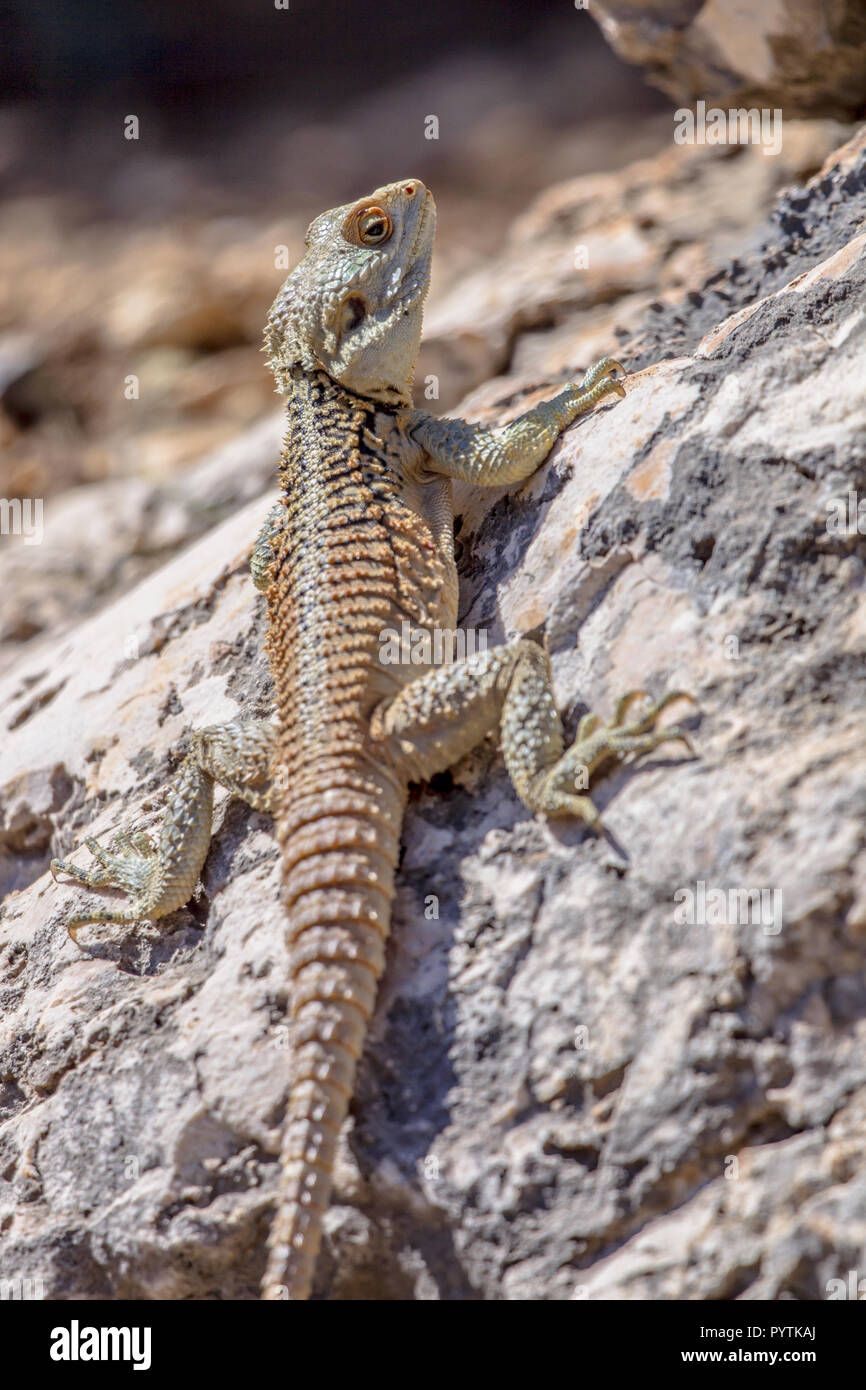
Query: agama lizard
52 179 692 1300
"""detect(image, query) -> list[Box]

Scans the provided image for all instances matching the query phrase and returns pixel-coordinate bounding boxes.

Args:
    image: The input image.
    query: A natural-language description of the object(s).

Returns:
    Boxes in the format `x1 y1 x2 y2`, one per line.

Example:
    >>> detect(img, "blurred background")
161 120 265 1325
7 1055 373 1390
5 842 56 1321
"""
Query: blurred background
0 1 670 498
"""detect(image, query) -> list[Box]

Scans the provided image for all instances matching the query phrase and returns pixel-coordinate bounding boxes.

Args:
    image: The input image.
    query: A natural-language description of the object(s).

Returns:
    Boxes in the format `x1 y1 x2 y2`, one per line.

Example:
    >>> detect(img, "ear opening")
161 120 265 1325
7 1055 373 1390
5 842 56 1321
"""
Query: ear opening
338 296 367 338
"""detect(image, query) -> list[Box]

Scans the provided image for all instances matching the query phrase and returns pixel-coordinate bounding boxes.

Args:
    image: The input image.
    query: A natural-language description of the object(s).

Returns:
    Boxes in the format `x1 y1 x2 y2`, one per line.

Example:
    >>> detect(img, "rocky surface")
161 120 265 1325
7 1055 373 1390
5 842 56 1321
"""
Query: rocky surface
592 0 866 120
0 125 865 1300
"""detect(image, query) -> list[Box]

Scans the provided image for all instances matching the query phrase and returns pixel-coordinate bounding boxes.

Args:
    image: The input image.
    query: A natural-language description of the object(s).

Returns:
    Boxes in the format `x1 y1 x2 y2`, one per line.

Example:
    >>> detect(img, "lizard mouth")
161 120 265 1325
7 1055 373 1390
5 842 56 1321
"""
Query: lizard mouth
407 189 433 263
400 189 435 308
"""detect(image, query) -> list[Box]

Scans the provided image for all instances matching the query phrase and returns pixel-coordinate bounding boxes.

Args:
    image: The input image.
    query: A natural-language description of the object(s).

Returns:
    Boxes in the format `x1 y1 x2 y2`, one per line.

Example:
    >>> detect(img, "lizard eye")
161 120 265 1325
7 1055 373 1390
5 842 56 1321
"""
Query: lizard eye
344 205 393 247
358 208 392 244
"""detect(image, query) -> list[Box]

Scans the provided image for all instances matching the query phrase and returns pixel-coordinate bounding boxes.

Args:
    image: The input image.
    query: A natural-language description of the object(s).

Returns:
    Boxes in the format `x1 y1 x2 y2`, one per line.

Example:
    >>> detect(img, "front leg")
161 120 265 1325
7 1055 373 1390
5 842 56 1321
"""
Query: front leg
407 357 626 486
51 720 277 941
251 502 285 593
373 641 693 828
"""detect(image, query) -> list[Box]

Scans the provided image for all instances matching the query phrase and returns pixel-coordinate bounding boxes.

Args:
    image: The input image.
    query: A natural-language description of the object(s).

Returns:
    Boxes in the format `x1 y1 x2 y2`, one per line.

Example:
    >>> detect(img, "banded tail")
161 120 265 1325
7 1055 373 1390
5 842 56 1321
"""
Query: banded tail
261 761 405 1299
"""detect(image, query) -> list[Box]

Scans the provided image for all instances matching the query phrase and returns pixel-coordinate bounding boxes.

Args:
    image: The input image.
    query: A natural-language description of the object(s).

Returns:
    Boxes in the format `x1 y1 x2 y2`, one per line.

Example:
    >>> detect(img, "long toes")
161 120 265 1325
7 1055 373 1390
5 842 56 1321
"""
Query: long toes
582 356 626 389
621 690 696 738
51 857 89 885
64 903 141 939
576 711 603 741
540 790 602 828
51 857 100 887
653 690 696 715
84 836 112 868
65 916 97 947
620 726 693 758
611 689 650 726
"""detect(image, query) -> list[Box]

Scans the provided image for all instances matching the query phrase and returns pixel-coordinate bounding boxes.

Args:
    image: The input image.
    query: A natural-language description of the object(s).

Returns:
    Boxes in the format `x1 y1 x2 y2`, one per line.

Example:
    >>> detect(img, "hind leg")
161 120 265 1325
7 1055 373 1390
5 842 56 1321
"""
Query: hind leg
374 641 694 828
51 720 278 941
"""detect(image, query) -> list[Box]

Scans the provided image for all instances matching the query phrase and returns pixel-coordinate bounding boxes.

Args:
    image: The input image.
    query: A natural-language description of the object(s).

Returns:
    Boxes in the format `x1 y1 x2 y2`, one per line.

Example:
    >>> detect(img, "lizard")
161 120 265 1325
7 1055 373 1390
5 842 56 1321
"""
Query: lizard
51 177 694 1300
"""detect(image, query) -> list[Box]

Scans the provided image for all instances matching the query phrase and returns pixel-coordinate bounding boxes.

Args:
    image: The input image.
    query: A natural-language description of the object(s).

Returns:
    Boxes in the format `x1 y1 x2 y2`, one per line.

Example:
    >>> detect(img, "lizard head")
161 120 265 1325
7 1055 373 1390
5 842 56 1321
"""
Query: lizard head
265 178 436 407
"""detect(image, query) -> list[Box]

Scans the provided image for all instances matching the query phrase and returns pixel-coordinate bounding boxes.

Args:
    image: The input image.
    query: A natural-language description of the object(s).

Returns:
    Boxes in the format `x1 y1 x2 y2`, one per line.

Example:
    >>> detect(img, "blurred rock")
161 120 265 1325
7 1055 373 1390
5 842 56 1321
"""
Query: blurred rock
592 0 866 119
419 120 850 409
0 412 283 669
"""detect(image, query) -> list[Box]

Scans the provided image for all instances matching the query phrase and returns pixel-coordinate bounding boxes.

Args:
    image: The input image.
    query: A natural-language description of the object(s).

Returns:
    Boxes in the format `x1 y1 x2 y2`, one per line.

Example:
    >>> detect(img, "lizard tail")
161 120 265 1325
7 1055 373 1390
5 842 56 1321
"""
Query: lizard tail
261 765 404 1300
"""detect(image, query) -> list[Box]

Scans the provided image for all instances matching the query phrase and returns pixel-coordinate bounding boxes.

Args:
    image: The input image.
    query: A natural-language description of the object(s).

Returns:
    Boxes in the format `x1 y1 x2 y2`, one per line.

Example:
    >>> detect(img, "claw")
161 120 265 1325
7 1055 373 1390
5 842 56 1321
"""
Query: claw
540 684 700 821
653 690 696 713
657 726 695 755
580 356 627 392
556 793 602 828
612 689 650 725
616 689 697 739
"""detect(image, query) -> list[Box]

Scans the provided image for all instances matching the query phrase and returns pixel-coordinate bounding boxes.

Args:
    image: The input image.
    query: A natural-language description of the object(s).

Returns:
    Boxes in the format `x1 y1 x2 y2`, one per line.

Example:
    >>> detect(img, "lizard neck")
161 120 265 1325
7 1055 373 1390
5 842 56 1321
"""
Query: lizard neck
277 367 393 486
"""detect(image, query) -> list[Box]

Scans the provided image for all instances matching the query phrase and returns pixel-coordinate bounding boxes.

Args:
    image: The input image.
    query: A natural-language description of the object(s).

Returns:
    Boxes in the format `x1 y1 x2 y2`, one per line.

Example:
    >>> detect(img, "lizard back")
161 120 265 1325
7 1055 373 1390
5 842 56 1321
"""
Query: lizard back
262 362 444 1297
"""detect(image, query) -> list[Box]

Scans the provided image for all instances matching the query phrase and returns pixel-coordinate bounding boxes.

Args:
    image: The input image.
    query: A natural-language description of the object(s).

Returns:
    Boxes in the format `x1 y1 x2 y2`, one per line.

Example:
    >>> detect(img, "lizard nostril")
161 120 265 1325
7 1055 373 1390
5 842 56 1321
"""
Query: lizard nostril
403 183 416 197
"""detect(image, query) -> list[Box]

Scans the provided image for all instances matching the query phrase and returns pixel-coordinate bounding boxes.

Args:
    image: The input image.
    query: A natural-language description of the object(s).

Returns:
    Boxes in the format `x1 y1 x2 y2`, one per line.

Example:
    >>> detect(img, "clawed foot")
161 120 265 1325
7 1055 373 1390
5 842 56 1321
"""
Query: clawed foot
570 356 627 413
530 690 697 830
51 830 159 942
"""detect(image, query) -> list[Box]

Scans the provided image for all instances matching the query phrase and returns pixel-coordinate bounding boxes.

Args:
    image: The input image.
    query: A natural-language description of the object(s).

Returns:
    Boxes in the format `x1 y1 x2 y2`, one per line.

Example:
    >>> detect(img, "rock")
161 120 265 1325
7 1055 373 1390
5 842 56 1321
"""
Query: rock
0 412 284 671
590 0 866 121
0 125 865 1300
0 205 291 503
417 120 850 410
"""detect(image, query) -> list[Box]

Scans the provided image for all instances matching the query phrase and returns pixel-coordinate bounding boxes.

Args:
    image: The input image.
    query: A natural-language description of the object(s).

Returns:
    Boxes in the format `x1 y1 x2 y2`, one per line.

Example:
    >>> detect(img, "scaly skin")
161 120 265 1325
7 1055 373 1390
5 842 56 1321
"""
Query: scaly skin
52 179 694 1300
